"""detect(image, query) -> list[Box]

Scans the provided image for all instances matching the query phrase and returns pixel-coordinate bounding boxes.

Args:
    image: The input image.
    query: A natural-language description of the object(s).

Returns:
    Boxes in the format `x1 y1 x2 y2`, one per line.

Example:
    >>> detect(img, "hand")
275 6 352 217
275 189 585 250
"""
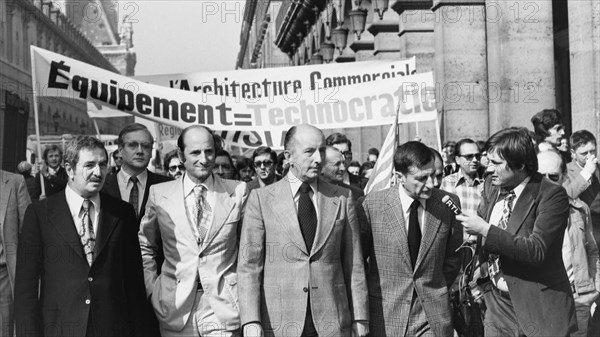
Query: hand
582 155 598 178
456 211 491 236
352 321 369 337
243 323 264 337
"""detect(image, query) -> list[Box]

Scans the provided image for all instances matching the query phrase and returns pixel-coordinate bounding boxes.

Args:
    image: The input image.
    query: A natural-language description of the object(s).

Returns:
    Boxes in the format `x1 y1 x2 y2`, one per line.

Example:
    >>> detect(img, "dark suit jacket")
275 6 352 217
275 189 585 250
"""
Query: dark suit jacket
361 187 463 337
480 173 577 336
14 191 148 337
563 161 600 206
101 170 171 223
32 167 68 199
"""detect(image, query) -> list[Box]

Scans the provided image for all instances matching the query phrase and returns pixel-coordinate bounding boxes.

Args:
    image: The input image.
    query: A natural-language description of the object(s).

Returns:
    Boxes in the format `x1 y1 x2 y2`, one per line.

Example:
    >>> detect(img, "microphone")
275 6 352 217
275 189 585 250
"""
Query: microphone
442 195 462 215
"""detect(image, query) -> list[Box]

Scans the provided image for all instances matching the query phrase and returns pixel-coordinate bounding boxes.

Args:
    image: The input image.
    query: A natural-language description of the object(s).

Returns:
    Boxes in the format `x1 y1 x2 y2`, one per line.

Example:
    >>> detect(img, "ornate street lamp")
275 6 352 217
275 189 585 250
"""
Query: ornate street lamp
311 53 323 64
349 8 368 40
331 27 349 52
320 41 335 62
373 0 390 20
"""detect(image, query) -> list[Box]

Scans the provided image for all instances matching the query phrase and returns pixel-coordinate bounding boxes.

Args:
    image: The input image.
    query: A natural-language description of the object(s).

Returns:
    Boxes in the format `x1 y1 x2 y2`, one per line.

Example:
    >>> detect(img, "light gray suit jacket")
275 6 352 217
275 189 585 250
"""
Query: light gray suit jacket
139 174 248 332
238 178 368 337
0 170 31 293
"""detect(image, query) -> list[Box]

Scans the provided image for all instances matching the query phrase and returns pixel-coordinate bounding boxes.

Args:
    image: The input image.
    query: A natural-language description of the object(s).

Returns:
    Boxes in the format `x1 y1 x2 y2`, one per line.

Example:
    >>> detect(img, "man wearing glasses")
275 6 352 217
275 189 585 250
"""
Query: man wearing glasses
247 146 279 191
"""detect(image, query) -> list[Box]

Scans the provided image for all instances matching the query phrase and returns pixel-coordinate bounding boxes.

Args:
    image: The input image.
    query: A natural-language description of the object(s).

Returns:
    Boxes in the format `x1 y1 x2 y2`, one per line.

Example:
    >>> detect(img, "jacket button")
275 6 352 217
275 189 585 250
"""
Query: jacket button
303 287 308 293
88 277 93 282
85 299 91 304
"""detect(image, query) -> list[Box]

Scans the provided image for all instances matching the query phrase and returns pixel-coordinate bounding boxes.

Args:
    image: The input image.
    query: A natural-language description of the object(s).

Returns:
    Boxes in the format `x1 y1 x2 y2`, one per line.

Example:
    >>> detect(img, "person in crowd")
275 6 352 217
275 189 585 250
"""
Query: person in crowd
457 127 577 336
476 140 490 178
361 141 463 336
276 151 289 178
236 157 255 183
164 149 184 179
238 124 369 337
367 147 379 163
347 160 361 177
558 137 572 164
17 161 36 199
326 132 362 189
321 146 364 202
442 141 459 176
14 136 148 337
360 161 374 180
0 169 31 337
139 125 248 337
563 130 600 207
213 149 237 180
108 150 124 175
33 144 68 199
102 123 171 222
531 108 566 153
430 148 444 189
247 146 278 191
538 150 600 337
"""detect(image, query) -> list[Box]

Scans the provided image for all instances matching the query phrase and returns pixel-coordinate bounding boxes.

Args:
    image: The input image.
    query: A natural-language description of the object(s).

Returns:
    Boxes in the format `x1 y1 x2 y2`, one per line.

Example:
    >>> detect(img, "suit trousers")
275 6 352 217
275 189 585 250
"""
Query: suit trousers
0 265 13 337
301 295 318 337
405 290 432 337
159 289 241 337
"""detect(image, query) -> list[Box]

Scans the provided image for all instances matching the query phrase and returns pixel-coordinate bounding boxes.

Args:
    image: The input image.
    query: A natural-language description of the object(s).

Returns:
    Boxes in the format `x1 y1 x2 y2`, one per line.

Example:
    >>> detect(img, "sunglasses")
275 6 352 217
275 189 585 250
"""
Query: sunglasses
168 165 184 172
544 173 561 182
254 160 273 168
460 153 481 161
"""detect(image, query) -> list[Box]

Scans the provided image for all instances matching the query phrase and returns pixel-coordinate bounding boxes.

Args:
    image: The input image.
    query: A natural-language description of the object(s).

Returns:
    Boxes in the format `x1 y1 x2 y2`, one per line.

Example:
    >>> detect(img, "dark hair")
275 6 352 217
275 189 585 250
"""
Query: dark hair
443 141 456 150
348 160 361 169
570 130 596 151
368 148 379 156
277 151 288 176
117 123 153 147
394 141 435 174
163 150 180 169
360 161 374 177
531 109 563 143
111 150 121 159
325 132 352 151
430 147 443 163
64 136 107 170
177 125 223 154
454 138 477 156
236 157 254 172
486 127 538 175
476 140 486 152
252 146 277 164
215 149 234 168
43 144 63 162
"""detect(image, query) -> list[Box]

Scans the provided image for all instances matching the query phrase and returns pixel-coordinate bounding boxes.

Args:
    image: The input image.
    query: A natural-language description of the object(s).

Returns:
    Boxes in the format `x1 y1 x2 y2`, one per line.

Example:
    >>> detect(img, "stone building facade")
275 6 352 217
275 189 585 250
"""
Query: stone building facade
237 0 600 159
0 0 135 171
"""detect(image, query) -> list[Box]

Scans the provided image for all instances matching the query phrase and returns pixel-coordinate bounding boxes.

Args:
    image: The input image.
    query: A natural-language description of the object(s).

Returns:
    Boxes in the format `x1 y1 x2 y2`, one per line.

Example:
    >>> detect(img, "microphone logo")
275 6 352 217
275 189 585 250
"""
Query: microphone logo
442 195 461 215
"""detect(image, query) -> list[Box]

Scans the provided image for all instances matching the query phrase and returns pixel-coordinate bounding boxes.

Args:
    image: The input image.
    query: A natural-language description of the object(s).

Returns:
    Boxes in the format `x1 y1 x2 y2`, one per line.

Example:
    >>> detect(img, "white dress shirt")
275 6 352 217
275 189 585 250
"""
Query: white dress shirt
65 184 100 235
183 173 216 244
287 171 319 220
398 185 426 233
117 168 147 211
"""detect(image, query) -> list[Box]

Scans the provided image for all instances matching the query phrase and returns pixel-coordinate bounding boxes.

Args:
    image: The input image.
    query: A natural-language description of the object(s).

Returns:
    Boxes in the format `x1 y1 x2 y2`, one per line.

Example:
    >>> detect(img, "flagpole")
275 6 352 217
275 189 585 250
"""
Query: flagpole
30 46 46 198
92 118 101 138
435 114 442 151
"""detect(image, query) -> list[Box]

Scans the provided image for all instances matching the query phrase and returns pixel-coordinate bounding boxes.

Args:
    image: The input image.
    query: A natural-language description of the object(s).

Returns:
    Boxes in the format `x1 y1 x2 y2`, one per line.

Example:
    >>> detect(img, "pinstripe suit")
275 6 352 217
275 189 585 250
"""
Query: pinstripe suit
361 187 463 337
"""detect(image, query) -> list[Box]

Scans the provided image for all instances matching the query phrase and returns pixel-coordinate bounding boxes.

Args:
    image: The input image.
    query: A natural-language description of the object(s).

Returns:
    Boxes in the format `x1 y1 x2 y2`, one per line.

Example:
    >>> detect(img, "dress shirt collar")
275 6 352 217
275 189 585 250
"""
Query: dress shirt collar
183 172 214 197
455 170 482 188
65 184 100 218
502 176 531 203
118 167 147 187
287 171 317 197
398 184 426 216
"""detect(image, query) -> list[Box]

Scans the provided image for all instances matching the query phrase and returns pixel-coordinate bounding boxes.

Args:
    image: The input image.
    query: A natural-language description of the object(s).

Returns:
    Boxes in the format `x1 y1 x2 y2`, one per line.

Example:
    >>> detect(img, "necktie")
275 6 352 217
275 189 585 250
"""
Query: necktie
80 199 96 266
193 185 209 246
129 176 139 217
489 190 516 286
298 182 317 252
408 199 421 268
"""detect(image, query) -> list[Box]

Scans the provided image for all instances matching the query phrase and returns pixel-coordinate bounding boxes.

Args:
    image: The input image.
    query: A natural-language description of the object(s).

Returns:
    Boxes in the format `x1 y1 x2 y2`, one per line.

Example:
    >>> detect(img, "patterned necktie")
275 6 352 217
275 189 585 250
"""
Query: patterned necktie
80 199 96 266
129 176 139 217
408 199 422 268
489 190 516 286
193 185 209 246
298 182 317 252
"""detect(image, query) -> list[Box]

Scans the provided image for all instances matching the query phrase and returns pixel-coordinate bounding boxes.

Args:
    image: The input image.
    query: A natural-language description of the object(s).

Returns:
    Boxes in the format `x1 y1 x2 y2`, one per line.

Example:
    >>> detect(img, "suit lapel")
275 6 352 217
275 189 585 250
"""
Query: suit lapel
311 182 340 257
163 179 199 249
200 176 235 253
507 178 538 234
384 188 411 269
0 173 9 239
94 194 119 259
268 181 309 255
103 173 122 199
415 198 442 270
48 192 86 263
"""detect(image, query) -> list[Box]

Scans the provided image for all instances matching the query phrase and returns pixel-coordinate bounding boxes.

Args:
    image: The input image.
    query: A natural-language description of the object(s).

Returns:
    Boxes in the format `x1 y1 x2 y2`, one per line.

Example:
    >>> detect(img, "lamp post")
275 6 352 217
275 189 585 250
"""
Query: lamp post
331 26 349 52
373 0 390 20
349 8 368 40
320 41 335 62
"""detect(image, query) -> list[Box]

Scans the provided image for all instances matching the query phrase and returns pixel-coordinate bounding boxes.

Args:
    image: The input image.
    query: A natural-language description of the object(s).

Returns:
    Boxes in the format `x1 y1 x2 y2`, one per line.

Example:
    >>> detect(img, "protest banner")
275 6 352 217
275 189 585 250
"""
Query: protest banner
33 46 437 149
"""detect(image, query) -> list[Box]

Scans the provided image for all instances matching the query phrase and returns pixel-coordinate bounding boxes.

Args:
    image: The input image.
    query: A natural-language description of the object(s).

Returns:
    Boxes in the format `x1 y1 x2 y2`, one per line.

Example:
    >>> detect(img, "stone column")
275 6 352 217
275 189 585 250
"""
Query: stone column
569 0 600 136
433 0 488 142
370 7 401 60
485 0 556 131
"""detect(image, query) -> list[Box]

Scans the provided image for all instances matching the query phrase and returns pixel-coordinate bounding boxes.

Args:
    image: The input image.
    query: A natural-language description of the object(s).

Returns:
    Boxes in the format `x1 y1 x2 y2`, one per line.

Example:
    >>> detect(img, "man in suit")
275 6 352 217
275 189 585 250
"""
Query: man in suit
14 136 148 337
139 125 248 337
458 127 577 336
238 124 369 337
326 132 363 190
0 170 31 337
102 123 171 222
246 146 279 191
320 146 364 202
563 130 599 208
361 141 463 337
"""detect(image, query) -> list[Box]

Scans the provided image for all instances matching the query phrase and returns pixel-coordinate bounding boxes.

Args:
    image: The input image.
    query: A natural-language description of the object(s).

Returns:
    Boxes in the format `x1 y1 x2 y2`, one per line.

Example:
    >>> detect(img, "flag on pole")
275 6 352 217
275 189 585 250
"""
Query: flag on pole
364 114 399 195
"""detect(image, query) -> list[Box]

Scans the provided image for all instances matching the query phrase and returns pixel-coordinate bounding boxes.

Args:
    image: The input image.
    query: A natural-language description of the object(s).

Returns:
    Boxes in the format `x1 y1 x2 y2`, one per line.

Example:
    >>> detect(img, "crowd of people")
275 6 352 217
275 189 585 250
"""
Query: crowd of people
0 107 599 337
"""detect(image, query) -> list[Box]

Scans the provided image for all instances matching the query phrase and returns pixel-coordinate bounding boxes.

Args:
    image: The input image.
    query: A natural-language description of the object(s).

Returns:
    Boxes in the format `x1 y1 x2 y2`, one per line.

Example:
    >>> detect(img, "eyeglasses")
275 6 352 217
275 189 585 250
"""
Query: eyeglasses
340 151 352 157
124 142 152 151
254 160 273 168
168 165 184 172
544 173 561 182
460 153 481 161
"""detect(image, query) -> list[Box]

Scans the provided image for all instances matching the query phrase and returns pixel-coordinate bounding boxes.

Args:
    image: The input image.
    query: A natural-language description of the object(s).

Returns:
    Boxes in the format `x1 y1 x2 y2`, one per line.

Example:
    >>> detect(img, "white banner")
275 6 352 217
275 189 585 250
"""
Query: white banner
33 46 437 148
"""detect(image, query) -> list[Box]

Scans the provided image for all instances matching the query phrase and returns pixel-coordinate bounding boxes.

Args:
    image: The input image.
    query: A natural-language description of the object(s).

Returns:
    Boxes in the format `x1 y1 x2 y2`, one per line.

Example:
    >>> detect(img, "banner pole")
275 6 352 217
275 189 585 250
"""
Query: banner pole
435 115 442 152
92 118 101 138
30 46 46 198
